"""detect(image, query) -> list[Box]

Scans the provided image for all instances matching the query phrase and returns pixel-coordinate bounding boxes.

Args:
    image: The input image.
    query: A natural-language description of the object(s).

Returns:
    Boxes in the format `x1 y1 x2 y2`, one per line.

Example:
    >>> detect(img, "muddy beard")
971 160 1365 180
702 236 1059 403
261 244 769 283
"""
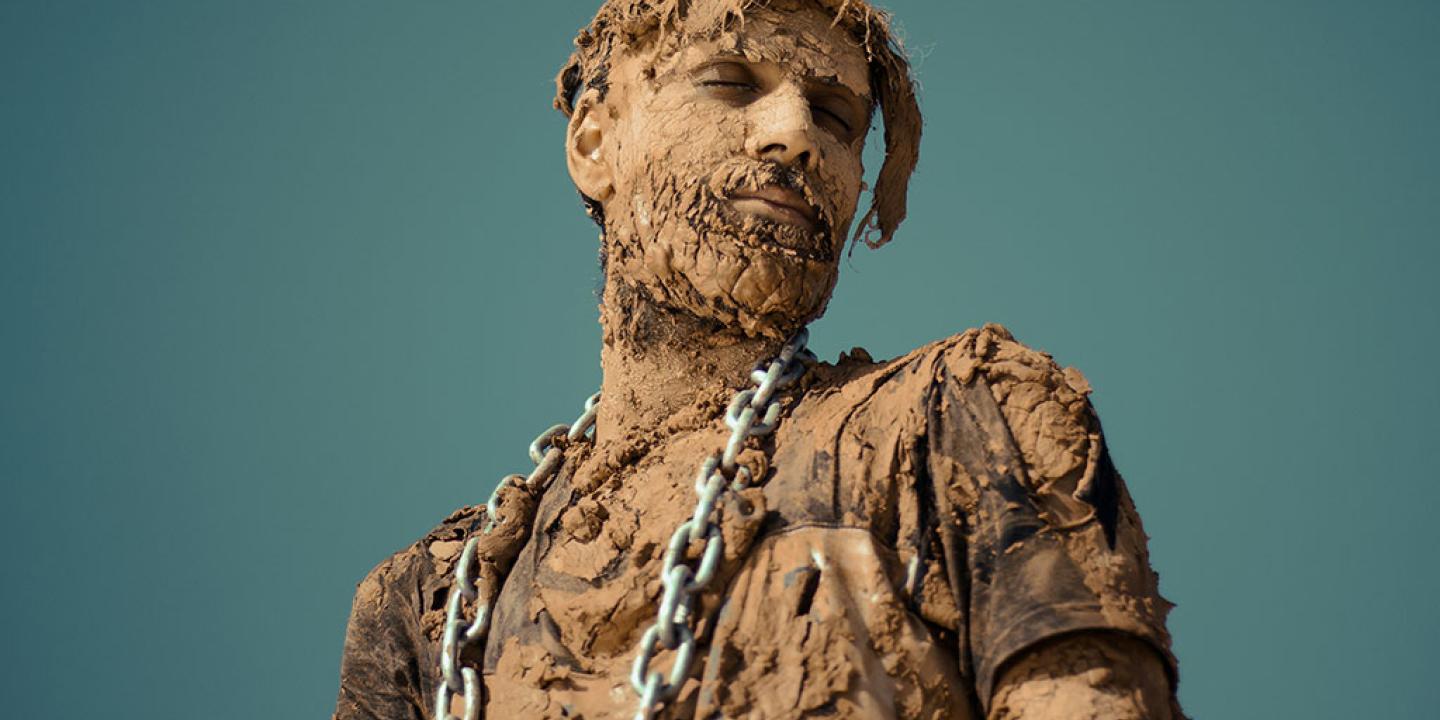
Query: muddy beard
698 158 842 262
602 156 848 338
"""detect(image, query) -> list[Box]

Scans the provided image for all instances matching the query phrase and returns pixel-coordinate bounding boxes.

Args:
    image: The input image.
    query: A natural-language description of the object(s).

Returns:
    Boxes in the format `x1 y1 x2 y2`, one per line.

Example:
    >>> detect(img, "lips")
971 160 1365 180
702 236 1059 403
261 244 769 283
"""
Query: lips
728 185 820 230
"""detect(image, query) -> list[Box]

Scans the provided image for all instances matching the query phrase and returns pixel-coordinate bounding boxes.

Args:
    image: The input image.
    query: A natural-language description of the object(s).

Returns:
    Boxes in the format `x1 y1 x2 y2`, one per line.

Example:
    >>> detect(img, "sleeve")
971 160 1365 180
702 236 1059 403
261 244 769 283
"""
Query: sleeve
333 546 435 720
924 324 1178 709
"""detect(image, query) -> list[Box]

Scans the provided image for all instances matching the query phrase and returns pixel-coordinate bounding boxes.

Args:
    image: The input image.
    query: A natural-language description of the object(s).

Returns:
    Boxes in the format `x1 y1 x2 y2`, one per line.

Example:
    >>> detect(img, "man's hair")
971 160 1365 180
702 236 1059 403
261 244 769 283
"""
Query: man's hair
555 0 921 250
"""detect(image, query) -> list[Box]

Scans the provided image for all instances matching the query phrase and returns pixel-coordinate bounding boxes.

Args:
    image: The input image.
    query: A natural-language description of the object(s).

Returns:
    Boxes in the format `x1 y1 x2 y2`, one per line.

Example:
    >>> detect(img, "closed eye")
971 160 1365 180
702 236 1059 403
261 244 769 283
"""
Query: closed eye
813 105 853 134
693 61 760 99
700 80 758 90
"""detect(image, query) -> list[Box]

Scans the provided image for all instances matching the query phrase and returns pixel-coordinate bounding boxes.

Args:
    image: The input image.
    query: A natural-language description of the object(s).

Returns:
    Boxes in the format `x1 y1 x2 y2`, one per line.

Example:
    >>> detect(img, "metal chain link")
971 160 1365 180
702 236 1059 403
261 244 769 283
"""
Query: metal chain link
629 330 816 720
432 391 600 720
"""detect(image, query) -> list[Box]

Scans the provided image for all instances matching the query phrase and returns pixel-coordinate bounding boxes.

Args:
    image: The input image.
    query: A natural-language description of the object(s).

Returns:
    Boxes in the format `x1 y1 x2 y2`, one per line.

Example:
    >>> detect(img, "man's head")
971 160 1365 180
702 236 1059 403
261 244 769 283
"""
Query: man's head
557 0 920 339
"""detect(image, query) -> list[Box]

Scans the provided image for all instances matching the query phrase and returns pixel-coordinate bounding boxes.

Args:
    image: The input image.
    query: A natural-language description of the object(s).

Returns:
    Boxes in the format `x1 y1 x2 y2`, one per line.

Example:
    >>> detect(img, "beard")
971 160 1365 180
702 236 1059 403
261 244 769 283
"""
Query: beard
696 157 843 262
605 155 850 338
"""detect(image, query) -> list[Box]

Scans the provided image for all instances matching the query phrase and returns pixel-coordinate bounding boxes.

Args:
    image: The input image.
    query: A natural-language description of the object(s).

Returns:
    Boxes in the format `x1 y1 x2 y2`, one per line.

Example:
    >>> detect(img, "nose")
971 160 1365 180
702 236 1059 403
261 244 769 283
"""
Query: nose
746 85 819 172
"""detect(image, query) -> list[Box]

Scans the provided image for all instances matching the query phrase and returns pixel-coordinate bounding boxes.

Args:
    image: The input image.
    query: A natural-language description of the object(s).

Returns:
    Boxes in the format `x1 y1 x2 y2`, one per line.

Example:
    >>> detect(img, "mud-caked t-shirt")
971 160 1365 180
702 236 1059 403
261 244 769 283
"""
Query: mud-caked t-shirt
333 325 1178 719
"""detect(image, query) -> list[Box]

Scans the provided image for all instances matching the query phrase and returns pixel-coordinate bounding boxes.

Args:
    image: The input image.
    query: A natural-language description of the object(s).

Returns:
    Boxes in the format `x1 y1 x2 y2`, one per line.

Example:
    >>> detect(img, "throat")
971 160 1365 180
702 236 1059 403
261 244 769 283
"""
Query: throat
595 278 787 454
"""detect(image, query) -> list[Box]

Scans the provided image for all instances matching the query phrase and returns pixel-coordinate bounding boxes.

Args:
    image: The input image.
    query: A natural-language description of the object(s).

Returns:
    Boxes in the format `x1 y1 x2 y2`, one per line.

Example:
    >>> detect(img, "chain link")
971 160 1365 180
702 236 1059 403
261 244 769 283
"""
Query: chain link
433 392 601 720
629 330 815 720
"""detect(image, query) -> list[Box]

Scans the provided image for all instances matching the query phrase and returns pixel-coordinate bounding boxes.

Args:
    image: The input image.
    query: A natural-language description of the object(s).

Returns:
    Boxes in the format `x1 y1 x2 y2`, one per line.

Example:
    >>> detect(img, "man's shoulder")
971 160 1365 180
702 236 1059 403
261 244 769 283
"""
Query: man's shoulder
797 324 1101 475
933 323 1095 405
806 322 1093 404
337 506 483 719
348 504 485 613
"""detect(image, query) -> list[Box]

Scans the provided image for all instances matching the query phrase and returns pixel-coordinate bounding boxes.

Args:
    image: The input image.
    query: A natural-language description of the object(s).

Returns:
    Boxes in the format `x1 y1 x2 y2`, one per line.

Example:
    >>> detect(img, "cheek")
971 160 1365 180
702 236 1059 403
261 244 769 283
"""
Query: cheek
660 88 746 153
612 101 749 198
657 111 747 171
816 141 865 213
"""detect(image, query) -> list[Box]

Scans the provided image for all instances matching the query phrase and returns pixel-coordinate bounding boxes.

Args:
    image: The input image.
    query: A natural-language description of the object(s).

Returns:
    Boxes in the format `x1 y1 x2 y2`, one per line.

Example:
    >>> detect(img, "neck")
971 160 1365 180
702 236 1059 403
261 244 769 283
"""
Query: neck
594 277 789 452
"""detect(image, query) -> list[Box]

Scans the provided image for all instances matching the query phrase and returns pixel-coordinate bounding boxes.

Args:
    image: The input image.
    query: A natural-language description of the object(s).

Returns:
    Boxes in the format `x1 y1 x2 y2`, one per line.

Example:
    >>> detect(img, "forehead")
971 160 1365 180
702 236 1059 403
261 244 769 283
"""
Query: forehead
642 5 872 98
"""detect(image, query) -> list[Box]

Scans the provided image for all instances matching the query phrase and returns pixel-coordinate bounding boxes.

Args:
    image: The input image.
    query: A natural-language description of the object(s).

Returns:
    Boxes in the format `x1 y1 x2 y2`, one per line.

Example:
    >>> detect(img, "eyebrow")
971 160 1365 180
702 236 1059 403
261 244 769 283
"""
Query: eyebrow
808 75 872 108
689 54 751 74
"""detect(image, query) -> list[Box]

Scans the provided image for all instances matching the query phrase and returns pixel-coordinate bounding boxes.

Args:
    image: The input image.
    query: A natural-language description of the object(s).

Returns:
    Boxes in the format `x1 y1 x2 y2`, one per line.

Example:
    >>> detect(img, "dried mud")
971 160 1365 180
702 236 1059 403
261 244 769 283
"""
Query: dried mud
556 0 921 253
989 633 1175 720
335 325 1180 720
467 327 1176 719
334 2 1178 718
560 1 918 339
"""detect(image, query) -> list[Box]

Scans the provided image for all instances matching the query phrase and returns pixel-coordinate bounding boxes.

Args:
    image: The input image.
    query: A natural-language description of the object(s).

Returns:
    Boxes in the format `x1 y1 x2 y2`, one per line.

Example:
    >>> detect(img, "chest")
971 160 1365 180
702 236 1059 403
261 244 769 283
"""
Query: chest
496 375 937 658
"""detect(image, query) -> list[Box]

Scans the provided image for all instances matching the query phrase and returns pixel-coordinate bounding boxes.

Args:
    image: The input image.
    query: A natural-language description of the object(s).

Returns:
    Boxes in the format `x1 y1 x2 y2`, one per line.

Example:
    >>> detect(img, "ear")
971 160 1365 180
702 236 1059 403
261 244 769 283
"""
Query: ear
565 88 615 204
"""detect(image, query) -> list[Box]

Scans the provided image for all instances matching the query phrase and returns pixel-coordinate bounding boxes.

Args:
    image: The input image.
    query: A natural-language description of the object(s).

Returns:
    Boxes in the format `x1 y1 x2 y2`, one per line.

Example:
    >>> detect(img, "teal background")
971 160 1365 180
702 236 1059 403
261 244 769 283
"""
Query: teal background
2 1 1436 717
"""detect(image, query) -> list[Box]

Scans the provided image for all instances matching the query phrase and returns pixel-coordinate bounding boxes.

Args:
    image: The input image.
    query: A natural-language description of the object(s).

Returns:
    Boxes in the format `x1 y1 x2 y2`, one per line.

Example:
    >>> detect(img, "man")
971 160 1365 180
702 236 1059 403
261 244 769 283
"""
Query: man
334 1 1181 718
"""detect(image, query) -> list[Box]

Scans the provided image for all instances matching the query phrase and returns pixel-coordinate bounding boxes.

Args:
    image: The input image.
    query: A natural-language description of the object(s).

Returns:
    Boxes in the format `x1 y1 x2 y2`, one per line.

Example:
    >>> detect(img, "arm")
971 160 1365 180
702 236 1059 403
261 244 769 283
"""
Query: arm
989 632 1173 720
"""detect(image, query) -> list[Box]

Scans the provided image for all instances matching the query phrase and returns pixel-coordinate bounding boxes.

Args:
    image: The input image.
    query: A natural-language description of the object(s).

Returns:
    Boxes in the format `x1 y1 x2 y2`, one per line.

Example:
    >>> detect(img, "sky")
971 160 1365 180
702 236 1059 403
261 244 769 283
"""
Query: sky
2 1 1438 717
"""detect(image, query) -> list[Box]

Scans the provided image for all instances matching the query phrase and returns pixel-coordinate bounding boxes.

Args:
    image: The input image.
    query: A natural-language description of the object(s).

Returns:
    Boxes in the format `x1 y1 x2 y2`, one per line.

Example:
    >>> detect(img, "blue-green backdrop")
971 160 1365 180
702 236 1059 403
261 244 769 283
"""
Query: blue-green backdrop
3 1 1437 717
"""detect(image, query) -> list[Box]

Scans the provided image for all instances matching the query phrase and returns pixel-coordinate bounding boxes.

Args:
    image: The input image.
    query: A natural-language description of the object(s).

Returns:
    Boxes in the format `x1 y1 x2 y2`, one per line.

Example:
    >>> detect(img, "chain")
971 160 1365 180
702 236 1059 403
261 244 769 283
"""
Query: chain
629 329 816 720
432 391 601 720
430 330 815 720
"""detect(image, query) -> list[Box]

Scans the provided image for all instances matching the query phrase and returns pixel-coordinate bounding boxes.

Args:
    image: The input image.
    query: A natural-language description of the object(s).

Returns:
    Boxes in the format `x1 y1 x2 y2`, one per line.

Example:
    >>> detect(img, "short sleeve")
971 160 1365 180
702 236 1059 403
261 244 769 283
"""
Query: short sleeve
924 324 1177 708
334 506 483 720
333 549 431 720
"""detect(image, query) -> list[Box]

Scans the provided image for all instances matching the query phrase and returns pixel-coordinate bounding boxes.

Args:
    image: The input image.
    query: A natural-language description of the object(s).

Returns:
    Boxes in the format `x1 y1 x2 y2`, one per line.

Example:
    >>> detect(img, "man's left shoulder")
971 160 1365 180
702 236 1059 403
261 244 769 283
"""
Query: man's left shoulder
840 324 1102 481
796 323 1100 448
927 323 1102 481
819 323 1094 403
921 323 1095 403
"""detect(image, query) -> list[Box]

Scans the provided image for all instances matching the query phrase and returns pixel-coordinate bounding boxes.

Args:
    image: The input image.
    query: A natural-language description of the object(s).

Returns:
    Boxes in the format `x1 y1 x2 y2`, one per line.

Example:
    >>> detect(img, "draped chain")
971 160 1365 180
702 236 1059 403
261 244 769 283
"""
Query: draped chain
628 330 815 719
432 392 600 720
431 329 815 720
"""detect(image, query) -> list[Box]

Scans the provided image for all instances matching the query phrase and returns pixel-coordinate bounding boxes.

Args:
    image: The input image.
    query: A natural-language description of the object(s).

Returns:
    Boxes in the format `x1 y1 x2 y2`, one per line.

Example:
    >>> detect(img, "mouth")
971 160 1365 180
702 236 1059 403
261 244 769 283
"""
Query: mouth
728 186 821 233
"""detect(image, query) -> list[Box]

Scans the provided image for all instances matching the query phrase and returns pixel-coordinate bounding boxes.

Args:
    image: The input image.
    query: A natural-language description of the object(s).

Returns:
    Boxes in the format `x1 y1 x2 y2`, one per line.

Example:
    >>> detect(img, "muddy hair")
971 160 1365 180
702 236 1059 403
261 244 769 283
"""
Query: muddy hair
555 0 921 250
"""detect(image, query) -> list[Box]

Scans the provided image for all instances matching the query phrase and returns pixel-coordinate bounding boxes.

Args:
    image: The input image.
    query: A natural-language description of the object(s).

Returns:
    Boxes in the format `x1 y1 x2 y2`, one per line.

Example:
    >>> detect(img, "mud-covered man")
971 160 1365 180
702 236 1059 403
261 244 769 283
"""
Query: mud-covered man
334 1 1181 718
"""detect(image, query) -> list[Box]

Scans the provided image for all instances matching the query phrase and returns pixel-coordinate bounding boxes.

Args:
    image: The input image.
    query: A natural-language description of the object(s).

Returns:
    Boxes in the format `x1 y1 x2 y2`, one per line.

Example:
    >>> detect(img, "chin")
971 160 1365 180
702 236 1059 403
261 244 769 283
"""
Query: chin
671 231 841 339
607 185 846 338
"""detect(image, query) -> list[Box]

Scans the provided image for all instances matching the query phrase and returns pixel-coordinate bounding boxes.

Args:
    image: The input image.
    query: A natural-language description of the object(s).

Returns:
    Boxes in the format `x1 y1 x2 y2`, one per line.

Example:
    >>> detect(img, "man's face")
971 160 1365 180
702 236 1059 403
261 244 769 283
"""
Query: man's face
572 3 873 338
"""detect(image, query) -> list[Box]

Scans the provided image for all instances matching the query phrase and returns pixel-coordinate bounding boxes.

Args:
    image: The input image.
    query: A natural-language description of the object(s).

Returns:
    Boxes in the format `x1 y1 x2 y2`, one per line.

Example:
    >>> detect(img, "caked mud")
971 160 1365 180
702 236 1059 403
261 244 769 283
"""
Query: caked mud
333 2 1179 719
558 0 918 338
380 326 1180 720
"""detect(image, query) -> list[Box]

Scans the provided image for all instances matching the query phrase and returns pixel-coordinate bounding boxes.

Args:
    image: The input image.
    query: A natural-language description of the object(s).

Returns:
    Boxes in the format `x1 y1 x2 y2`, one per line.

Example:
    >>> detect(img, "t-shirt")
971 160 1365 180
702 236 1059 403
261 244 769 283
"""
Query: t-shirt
333 325 1179 719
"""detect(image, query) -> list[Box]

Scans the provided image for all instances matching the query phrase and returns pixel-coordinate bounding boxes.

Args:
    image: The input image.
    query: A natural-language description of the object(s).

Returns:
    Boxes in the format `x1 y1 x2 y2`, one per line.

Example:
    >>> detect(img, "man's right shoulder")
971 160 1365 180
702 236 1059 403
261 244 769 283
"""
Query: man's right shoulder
351 503 486 611
335 505 485 720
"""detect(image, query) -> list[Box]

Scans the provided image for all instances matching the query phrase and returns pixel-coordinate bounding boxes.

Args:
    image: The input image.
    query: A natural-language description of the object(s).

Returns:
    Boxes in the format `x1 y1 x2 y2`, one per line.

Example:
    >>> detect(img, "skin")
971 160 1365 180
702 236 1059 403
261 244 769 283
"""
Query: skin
562 3 1173 717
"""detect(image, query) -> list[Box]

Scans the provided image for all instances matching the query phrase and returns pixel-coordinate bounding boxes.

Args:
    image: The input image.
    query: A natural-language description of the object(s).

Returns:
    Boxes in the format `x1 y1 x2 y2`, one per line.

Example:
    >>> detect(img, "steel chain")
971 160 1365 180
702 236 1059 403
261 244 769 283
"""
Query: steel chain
629 330 816 720
432 391 601 720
